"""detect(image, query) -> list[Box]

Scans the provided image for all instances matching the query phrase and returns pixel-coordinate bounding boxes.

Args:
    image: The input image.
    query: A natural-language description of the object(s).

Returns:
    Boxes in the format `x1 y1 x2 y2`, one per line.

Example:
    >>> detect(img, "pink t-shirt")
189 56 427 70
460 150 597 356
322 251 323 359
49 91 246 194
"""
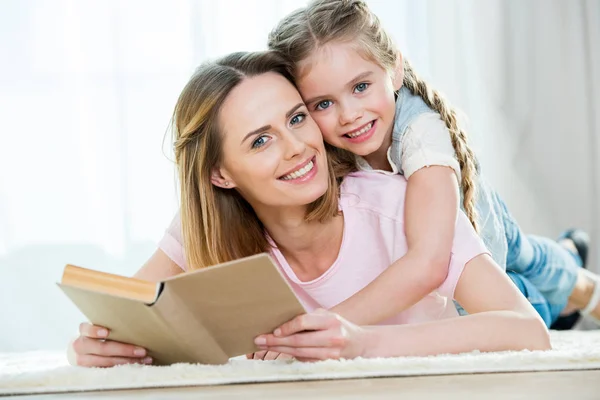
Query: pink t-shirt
159 171 489 325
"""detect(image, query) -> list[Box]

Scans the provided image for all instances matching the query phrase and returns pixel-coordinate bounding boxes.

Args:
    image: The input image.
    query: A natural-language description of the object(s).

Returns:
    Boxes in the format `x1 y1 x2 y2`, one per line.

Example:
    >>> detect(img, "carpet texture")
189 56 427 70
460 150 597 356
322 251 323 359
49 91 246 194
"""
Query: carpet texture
1 330 599 396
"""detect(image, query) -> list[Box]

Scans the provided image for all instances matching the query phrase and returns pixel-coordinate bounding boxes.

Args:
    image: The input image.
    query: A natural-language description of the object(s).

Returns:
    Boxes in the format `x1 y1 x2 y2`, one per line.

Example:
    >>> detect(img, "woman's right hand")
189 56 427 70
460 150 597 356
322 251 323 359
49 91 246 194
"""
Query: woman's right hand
69 323 153 367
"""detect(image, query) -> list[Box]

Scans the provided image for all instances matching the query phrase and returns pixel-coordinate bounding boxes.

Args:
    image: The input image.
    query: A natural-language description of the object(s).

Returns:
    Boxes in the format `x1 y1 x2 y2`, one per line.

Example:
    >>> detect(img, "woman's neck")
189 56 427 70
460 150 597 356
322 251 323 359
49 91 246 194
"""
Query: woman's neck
256 205 344 282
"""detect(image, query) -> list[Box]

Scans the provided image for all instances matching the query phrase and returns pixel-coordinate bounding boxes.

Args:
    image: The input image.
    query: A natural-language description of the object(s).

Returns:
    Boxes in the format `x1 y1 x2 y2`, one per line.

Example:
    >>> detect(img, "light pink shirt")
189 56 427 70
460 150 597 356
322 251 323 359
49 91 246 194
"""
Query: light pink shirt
159 171 489 325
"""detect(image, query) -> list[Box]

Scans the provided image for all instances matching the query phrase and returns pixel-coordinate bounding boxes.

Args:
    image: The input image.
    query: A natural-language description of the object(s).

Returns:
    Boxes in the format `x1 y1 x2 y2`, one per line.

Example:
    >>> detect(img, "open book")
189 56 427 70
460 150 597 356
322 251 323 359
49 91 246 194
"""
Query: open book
58 253 306 365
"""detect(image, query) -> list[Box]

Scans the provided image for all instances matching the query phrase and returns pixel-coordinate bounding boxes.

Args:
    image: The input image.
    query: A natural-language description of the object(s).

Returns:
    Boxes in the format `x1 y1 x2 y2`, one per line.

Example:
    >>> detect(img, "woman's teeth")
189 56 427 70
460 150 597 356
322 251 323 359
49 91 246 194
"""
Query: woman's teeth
346 121 373 138
281 160 314 180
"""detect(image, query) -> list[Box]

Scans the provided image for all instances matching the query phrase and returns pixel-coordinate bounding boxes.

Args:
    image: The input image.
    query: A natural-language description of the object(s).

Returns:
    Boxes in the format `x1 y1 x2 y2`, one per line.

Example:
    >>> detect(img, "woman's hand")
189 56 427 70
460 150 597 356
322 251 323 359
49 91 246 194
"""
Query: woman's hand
69 323 153 367
245 351 294 361
253 309 369 361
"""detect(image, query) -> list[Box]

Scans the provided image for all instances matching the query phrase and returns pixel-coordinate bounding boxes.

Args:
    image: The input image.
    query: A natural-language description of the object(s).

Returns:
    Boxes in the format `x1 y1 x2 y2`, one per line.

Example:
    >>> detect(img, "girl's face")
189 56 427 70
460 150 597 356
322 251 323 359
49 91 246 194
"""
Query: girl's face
213 72 329 212
296 42 400 160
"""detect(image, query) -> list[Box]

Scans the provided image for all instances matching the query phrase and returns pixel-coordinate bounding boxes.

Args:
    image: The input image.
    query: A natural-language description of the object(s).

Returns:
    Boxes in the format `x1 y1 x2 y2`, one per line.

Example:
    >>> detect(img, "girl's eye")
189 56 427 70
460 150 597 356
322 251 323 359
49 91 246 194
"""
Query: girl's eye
251 135 269 149
290 112 306 126
354 82 369 93
315 100 332 111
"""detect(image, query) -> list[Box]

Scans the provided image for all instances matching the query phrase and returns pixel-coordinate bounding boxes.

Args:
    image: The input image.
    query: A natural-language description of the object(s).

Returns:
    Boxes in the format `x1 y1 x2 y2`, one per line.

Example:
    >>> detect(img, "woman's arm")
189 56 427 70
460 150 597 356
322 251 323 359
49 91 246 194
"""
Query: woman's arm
362 254 550 357
134 248 185 282
68 249 184 367
255 254 550 360
330 166 459 324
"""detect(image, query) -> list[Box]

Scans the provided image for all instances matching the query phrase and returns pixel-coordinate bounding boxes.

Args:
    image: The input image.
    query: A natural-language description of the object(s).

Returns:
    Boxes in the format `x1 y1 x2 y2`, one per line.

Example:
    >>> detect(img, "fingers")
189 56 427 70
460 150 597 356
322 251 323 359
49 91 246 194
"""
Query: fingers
73 336 148 358
275 353 294 361
295 356 321 363
263 351 282 361
252 351 268 360
258 329 347 349
274 310 339 337
79 323 109 339
253 310 354 362
75 354 153 368
248 351 288 361
73 322 152 368
257 346 341 361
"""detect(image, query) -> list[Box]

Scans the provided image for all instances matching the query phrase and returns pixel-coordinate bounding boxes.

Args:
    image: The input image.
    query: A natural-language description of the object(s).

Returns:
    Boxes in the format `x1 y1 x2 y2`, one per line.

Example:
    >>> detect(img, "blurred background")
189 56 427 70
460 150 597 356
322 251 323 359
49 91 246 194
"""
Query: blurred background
1 0 598 352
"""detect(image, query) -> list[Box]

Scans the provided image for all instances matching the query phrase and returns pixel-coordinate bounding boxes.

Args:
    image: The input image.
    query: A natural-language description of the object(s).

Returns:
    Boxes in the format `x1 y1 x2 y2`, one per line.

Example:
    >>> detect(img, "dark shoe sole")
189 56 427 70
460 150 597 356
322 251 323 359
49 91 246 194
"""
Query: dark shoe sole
550 229 590 330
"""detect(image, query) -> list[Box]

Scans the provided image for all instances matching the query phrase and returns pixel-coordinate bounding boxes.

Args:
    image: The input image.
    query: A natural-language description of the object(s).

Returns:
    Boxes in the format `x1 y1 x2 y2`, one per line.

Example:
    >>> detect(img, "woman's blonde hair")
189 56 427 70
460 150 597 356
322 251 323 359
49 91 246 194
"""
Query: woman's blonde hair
268 0 480 231
171 51 350 270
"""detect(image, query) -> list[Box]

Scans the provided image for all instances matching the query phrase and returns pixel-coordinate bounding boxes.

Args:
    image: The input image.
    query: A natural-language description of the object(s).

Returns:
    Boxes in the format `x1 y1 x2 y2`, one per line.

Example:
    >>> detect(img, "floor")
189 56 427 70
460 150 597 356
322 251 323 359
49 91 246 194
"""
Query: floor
16 369 600 399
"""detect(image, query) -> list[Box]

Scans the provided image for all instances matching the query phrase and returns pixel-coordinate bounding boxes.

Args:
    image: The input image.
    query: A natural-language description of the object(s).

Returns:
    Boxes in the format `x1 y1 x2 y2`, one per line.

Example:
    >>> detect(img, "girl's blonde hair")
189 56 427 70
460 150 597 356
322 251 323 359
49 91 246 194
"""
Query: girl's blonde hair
268 0 480 231
171 51 350 270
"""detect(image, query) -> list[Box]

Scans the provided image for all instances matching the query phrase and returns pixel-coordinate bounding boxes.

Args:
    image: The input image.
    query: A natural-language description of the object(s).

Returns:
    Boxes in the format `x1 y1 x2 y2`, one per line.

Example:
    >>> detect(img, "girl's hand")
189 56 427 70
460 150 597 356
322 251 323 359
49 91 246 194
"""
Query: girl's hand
245 351 294 361
69 323 153 367
253 309 368 361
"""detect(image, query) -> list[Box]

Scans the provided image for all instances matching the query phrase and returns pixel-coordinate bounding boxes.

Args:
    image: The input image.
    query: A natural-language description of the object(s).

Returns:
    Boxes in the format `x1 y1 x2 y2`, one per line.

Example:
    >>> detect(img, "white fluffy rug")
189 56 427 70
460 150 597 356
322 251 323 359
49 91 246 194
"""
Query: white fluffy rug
2 331 600 396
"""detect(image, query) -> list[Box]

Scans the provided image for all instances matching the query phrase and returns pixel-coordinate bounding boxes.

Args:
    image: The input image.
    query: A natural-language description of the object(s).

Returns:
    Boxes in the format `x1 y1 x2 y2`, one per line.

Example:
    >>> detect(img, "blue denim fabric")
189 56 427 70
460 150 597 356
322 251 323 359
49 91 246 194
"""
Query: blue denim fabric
455 270 560 327
497 190 581 311
506 271 563 327
389 86 581 323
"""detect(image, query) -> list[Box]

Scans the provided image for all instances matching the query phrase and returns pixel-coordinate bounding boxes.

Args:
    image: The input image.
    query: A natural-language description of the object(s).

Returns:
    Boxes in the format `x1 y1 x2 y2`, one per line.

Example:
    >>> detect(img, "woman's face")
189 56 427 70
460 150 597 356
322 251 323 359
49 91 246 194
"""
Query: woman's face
213 72 330 212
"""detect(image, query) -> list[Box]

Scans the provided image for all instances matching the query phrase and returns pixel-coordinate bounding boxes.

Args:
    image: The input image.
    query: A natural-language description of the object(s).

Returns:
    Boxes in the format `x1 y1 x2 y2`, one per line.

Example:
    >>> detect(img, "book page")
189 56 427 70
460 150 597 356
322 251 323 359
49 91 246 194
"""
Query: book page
61 264 160 304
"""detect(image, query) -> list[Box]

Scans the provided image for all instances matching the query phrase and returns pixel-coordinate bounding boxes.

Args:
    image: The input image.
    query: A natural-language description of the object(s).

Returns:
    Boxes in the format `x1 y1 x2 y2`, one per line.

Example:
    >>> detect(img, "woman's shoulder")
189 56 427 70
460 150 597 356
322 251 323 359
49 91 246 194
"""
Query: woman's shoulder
340 171 407 220
157 211 187 271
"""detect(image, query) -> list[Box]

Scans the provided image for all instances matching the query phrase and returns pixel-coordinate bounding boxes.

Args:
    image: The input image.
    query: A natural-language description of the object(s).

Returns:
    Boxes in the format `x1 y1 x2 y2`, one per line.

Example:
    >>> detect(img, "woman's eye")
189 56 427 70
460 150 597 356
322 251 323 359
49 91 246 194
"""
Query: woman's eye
354 82 369 93
290 113 306 126
315 100 332 111
252 135 269 149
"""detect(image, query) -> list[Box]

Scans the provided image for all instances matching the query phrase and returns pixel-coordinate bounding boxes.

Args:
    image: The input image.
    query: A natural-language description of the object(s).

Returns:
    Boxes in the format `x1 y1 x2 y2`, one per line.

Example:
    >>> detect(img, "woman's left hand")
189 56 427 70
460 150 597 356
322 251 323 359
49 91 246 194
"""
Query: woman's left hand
254 309 368 361
245 351 294 361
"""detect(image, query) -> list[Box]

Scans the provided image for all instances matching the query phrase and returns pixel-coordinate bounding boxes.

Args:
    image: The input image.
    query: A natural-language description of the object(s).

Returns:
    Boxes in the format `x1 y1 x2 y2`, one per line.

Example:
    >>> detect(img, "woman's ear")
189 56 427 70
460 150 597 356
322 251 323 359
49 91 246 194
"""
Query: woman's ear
210 167 236 189
392 51 404 91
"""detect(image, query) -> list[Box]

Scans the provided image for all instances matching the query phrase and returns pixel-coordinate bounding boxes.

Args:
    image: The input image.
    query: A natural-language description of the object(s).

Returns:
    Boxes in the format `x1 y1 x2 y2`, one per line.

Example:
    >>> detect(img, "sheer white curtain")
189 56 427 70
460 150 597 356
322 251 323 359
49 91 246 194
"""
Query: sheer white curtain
0 0 310 351
418 0 600 258
1 0 598 351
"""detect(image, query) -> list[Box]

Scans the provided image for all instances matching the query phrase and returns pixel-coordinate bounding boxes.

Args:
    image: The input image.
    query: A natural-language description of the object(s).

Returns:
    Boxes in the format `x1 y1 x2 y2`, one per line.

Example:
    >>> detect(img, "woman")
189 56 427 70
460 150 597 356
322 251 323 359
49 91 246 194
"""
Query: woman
69 51 550 367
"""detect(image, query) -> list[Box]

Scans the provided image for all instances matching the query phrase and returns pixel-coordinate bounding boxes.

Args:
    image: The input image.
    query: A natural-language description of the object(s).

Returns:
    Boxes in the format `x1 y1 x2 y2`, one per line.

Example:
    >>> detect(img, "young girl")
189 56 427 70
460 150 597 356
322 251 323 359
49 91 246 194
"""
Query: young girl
68 51 550 367
267 0 599 329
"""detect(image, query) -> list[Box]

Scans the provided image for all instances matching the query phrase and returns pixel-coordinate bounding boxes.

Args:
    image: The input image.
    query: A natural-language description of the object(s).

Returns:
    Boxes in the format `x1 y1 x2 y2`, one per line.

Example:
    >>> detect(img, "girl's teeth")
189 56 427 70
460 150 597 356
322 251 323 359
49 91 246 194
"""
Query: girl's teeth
347 121 373 138
282 160 314 180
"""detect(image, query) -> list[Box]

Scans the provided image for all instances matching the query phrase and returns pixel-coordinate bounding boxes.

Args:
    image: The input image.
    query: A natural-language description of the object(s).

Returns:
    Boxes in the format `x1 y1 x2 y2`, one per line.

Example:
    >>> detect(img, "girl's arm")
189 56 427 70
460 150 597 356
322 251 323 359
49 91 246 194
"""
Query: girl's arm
255 254 551 360
330 166 459 324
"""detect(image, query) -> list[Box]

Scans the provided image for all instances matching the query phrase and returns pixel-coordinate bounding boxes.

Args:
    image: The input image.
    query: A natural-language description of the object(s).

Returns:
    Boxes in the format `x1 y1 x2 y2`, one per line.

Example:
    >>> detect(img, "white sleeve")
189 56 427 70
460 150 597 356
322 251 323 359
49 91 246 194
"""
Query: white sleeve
401 113 461 182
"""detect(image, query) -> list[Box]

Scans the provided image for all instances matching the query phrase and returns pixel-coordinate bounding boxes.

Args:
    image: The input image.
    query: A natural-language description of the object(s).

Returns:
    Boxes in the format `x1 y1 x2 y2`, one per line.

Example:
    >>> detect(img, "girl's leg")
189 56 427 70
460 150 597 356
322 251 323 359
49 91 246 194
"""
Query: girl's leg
552 231 588 329
506 271 561 327
455 272 559 327
507 233 578 306
494 190 600 325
